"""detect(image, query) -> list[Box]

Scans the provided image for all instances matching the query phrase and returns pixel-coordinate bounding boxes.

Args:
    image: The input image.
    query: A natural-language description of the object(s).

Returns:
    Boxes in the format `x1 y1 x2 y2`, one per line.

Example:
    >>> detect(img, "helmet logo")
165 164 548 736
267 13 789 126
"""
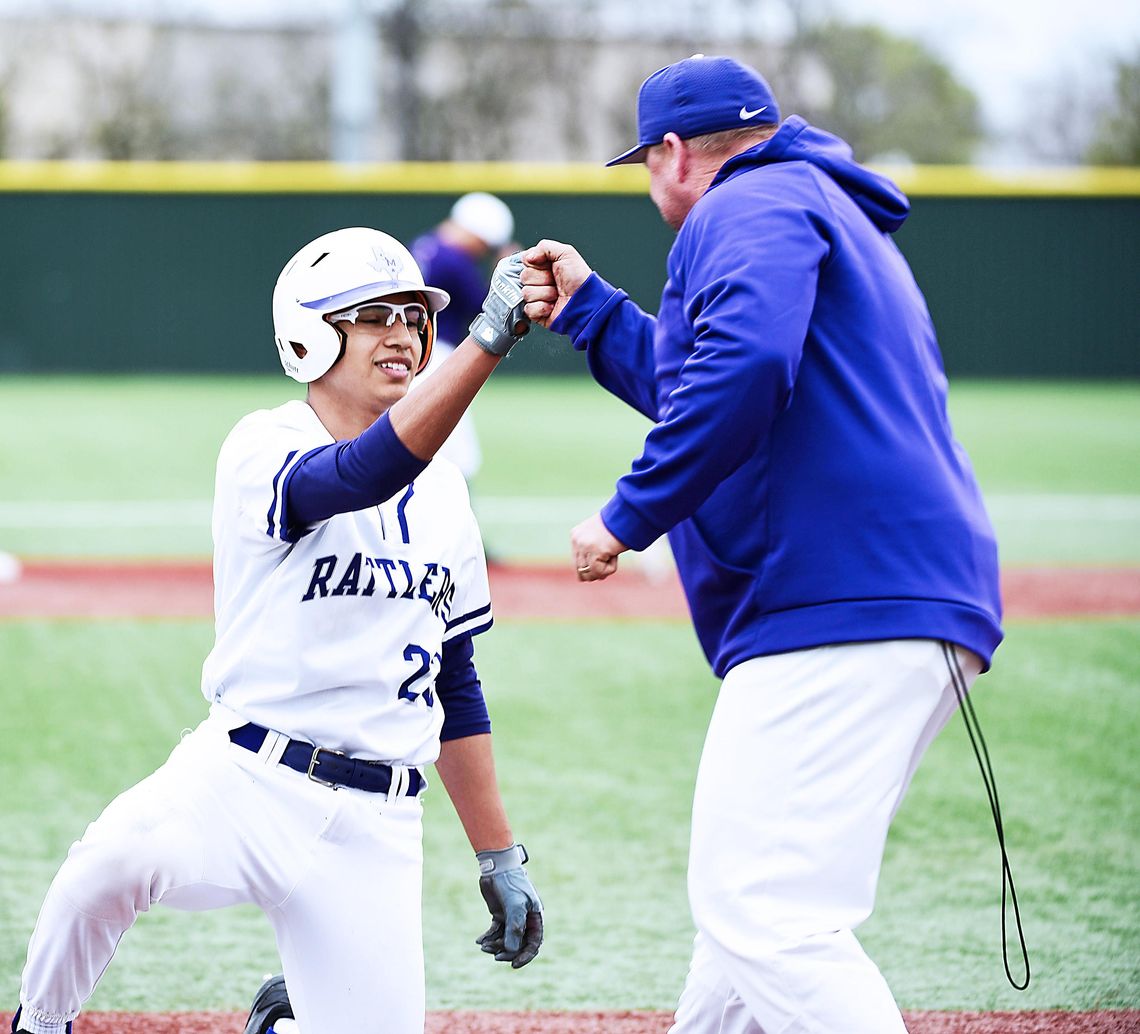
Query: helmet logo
367 245 404 284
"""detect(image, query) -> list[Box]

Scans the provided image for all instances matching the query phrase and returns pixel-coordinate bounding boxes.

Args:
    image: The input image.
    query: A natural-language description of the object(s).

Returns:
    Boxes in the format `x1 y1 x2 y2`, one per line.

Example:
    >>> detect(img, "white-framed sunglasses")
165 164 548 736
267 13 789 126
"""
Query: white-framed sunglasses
327 300 430 333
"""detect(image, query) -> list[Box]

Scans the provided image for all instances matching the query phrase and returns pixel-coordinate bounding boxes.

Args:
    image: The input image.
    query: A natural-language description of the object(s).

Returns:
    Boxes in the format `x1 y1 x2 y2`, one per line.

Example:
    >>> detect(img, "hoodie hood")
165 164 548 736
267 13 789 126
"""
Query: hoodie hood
710 115 910 233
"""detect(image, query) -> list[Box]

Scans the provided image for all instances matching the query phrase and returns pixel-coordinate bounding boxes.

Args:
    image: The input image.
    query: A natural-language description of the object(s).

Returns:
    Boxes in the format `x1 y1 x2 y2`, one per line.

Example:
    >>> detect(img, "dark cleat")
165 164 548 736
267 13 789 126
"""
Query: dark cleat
243 974 294 1034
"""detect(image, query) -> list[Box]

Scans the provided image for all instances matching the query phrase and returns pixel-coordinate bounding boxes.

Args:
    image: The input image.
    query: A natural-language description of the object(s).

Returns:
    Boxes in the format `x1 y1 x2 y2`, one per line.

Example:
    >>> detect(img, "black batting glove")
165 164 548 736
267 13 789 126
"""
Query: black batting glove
475 843 543 968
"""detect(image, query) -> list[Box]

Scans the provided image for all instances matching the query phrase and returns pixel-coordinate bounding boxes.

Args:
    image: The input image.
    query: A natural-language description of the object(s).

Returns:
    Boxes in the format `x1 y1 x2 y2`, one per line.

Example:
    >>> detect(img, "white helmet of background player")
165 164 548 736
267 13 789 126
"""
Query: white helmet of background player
449 192 514 249
272 227 451 383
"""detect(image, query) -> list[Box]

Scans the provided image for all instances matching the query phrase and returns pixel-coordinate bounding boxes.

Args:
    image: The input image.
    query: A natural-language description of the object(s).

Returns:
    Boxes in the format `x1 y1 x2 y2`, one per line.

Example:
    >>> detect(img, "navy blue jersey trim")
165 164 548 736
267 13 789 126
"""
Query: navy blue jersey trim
267 449 299 540
444 617 493 642
445 602 491 631
396 483 415 543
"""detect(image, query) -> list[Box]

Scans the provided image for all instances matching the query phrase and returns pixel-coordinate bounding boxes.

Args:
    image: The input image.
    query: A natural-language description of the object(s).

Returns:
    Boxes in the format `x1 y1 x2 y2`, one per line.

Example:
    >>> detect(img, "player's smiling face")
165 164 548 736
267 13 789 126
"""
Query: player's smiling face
320 290 425 419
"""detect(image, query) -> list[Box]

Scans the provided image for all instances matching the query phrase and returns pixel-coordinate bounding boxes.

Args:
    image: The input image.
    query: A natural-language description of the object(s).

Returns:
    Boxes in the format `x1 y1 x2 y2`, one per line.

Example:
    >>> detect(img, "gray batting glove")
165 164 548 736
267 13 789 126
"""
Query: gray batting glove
469 253 531 357
475 843 543 968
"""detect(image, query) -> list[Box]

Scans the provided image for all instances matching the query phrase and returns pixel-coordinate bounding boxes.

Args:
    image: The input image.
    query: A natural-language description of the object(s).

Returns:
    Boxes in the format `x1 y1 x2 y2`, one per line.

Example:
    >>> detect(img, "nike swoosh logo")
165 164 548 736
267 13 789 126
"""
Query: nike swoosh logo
739 105 768 120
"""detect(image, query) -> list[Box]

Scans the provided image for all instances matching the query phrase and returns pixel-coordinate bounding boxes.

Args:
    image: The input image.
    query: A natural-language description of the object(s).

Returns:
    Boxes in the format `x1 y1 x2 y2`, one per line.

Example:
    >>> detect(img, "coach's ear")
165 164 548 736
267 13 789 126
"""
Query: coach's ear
660 131 692 182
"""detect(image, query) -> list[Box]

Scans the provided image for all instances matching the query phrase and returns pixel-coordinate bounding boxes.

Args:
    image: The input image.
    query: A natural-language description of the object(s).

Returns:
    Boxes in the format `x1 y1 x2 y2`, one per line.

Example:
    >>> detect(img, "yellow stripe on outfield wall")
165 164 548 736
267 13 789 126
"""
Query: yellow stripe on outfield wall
0 160 1137 197
0 161 646 194
880 165 1140 197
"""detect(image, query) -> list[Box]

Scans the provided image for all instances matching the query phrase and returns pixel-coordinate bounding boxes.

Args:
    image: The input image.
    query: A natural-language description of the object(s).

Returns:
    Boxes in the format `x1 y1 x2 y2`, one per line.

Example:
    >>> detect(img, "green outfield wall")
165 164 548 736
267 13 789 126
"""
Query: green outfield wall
0 162 1137 378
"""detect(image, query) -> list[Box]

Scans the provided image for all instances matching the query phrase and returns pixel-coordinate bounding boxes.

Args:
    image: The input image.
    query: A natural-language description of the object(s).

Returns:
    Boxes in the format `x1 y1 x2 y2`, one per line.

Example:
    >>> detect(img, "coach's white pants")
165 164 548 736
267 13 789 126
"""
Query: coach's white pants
16 713 425 1034
669 639 982 1034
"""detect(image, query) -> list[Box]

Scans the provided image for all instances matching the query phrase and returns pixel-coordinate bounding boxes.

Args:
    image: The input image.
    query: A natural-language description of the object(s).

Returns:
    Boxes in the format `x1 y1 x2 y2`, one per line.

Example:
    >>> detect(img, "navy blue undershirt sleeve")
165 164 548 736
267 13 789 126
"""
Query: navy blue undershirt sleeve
435 632 492 741
281 411 428 540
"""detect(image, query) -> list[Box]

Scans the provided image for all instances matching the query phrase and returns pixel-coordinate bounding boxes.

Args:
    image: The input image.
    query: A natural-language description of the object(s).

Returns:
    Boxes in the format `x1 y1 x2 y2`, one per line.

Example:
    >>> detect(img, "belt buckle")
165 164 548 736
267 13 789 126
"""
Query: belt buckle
307 746 347 789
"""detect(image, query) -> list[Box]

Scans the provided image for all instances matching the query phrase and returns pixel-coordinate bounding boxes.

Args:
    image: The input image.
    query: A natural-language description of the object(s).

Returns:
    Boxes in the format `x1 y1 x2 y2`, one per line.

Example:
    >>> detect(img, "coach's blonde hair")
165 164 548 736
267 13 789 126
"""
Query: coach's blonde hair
685 124 779 156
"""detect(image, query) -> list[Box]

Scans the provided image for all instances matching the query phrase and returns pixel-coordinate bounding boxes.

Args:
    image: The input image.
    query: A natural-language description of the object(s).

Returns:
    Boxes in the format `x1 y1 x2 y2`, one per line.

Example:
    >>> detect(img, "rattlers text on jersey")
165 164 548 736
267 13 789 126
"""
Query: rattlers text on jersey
201 399 492 765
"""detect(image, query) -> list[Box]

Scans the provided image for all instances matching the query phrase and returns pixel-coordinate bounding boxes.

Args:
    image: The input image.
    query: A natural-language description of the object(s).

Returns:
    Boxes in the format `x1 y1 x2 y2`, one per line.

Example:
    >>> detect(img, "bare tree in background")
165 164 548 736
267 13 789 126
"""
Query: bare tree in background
1087 49 1140 165
1020 52 1135 166
0 20 32 157
61 22 184 159
3 17 328 160
415 43 519 160
199 34 329 160
386 0 424 160
408 1 604 161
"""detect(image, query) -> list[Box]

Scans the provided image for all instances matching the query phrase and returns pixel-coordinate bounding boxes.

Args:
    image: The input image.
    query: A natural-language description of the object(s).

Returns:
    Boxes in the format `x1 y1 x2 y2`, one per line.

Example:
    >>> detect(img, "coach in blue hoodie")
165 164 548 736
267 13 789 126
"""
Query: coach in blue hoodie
522 55 1003 1033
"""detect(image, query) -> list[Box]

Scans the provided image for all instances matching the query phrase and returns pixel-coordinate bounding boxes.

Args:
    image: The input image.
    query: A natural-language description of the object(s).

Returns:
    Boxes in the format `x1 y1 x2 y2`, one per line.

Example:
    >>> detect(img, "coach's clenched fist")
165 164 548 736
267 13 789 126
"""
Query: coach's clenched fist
572 512 627 582
520 240 593 327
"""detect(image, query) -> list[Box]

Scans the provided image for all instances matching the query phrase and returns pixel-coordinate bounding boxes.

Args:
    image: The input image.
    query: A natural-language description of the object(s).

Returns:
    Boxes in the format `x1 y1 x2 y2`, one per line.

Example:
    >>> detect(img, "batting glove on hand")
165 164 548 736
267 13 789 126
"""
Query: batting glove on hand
475 843 543 968
469 253 531 357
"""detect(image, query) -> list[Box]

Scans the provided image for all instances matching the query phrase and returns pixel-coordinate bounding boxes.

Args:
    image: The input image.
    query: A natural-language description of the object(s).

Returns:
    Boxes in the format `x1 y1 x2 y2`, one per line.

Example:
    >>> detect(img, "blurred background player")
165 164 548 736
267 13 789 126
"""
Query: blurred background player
411 192 518 484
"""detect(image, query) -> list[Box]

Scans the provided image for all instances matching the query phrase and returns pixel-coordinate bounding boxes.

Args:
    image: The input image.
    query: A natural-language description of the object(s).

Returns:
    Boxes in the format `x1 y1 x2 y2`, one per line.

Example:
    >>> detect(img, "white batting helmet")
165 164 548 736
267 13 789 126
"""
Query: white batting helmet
272 227 451 383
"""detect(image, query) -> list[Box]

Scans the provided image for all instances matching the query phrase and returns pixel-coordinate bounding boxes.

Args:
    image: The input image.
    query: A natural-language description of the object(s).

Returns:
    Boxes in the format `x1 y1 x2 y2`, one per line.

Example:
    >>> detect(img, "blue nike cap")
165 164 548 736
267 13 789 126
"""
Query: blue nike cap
606 54 780 167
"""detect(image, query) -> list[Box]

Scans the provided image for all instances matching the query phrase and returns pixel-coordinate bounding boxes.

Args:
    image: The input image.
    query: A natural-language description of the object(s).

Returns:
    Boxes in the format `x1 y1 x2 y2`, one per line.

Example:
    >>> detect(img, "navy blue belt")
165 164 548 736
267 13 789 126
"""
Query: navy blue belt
229 722 425 796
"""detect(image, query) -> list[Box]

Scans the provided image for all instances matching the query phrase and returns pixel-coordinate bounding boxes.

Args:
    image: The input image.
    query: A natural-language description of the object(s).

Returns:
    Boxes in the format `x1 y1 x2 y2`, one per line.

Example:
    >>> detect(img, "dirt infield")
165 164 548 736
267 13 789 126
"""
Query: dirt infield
0 560 1138 620
3 1010 1138 1033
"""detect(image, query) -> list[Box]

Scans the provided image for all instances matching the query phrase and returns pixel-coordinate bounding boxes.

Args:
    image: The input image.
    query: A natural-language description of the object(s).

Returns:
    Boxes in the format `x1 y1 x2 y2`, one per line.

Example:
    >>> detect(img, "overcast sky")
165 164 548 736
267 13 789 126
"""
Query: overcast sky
4 0 1137 161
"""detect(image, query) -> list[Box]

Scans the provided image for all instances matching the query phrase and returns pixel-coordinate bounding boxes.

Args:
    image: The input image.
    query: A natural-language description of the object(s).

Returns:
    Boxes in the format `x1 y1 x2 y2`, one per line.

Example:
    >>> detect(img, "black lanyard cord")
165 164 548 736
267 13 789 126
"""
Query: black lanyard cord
941 640 1031 990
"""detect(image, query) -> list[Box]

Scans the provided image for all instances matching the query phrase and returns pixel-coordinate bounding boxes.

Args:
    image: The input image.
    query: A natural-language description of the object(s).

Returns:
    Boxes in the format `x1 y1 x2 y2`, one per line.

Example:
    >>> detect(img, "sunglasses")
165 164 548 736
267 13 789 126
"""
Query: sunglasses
327 300 430 334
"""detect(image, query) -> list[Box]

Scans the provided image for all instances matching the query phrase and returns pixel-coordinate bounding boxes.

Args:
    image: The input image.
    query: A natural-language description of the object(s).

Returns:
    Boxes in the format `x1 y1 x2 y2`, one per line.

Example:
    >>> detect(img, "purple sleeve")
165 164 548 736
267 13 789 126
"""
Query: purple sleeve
550 272 660 420
600 201 827 551
435 632 492 741
280 411 428 540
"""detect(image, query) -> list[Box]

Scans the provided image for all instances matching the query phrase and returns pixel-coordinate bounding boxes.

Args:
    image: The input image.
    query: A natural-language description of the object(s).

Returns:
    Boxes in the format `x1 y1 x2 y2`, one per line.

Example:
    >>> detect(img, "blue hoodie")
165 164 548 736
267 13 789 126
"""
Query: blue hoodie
551 116 1003 677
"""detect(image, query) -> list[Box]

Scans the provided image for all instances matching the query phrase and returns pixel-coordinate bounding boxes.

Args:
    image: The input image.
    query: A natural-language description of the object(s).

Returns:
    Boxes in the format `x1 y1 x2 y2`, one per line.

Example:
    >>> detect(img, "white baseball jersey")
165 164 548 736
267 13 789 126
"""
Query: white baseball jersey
200 399 492 765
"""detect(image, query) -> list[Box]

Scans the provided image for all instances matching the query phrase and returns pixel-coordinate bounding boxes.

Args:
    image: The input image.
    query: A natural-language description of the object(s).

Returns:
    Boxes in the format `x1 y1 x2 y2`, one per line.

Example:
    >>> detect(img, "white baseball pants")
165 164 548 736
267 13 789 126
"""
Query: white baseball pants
16 712 425 1034
669 639 982 1034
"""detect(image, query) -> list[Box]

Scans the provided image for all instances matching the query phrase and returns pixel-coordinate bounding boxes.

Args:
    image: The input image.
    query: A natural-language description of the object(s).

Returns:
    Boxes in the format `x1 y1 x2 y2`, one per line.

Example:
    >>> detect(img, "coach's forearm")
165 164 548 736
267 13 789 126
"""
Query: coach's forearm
435 733 514 854
388 339 501 461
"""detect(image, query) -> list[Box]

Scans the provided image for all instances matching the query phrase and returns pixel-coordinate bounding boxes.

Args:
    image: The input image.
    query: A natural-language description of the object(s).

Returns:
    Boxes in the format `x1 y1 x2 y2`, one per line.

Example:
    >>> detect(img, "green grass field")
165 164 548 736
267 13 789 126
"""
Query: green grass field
1 376 1138 563
1 375 1138 1014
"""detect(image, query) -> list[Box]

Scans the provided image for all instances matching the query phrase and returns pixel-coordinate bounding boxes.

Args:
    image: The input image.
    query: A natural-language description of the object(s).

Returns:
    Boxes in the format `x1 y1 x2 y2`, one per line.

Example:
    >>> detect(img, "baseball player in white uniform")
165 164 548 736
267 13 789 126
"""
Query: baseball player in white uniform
10 227 542 1034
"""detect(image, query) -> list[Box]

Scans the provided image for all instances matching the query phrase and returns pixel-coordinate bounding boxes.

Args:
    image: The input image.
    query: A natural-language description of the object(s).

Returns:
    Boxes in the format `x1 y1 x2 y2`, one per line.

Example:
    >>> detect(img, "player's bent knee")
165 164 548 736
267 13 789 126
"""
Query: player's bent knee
54 820 189 922
53 842 155 921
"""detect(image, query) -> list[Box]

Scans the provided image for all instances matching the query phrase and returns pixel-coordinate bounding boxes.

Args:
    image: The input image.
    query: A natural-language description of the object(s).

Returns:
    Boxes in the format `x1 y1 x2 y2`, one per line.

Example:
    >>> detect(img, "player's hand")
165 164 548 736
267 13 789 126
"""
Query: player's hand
572 512 627 582
469 253 531 357
520 240 592 328
475 844 543 969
